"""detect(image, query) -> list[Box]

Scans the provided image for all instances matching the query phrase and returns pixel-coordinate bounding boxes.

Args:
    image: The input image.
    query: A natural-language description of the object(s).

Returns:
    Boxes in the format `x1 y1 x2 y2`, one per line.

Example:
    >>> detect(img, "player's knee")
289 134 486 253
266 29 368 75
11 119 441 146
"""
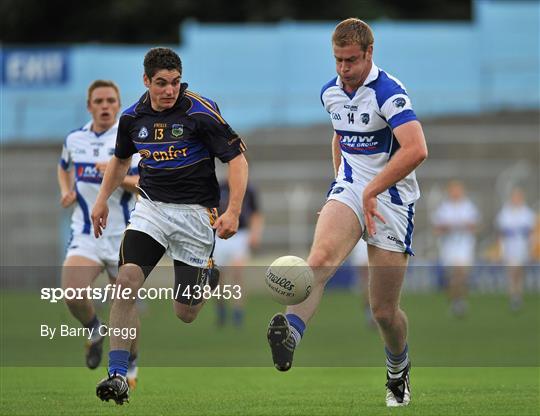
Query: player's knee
64 295 85 310
174 305 199 323
308 248 335 284
116 264 144 290
370 305 396 329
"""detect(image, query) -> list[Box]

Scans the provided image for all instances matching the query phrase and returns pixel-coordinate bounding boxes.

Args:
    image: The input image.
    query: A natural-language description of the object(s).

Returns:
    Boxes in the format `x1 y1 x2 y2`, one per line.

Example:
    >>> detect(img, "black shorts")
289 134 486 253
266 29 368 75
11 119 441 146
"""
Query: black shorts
119 229 217 305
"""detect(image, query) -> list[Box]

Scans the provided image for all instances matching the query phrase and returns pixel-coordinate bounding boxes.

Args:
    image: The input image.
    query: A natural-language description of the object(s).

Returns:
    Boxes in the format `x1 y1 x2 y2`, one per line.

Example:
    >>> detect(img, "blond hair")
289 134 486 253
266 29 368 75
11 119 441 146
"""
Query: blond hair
332 18 374 51
87 80 121 105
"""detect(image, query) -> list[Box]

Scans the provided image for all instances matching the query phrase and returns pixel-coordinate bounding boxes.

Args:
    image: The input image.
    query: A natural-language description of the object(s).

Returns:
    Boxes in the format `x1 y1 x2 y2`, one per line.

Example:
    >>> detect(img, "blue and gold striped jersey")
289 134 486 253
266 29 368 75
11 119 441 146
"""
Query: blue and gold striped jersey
115 83 246 207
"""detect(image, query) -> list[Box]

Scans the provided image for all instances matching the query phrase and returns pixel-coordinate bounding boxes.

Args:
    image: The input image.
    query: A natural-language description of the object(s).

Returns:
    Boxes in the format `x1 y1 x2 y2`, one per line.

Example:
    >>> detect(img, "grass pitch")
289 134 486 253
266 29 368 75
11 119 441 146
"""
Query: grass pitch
1 367 538 415
1 291 539 415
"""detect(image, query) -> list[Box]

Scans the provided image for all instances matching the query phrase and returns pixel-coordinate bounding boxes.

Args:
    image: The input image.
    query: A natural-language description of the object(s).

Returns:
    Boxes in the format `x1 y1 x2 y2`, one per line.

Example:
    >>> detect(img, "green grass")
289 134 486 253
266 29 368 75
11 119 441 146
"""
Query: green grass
1 291 539 414
1 367 538 415
1 291 538 366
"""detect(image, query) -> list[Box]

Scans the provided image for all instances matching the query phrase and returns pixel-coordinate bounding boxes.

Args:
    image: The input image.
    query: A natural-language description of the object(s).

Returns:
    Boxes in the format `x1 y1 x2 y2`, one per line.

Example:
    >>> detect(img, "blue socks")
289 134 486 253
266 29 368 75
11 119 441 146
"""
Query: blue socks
286 313 306 346
108 350 130 377
385 344 409 379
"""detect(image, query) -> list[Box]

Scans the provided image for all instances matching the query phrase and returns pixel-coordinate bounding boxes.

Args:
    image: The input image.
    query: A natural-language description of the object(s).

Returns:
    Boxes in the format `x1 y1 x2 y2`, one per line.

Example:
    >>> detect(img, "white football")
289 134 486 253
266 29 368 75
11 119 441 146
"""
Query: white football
265 256 314 305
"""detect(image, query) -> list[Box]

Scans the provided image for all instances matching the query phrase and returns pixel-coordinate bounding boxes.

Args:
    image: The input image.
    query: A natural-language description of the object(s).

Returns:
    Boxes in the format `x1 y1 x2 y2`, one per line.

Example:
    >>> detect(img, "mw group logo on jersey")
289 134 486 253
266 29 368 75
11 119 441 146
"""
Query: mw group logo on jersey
75 163 102 183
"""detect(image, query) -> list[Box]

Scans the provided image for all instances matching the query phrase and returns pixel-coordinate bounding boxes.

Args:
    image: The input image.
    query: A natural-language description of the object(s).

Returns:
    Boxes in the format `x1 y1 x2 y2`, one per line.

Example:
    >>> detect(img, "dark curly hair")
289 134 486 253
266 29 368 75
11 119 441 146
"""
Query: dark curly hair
143 47 182 79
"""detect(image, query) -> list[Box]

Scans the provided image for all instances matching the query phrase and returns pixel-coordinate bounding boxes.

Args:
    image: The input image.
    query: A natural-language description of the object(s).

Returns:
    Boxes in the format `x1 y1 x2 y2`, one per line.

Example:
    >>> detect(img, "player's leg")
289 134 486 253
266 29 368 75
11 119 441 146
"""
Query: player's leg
508 265 524 311
62 254 106 369
213 236 230 327
172 260 220 323
448 265 469 317
169 206 219 323
97 229 165 404
104 266 140 389
62 256 103 325
268 200 361 371
368 245 411 406
229 256 247 327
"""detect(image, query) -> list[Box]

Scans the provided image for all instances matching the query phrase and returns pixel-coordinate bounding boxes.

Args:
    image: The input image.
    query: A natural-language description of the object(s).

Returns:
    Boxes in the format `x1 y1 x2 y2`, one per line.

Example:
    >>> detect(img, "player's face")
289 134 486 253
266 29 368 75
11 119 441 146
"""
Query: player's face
510 189 525 206
87 87 120 132
144 70 181 111
448 182 465 201
333 43 373 93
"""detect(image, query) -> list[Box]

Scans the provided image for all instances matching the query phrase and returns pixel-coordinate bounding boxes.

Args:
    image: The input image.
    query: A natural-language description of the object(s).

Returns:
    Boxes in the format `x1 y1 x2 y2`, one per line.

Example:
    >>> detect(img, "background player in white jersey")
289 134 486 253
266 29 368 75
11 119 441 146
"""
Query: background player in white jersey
496 187 535 311
431 181 479 317
58 80 140 374
214 181 264 327
267 18 427 407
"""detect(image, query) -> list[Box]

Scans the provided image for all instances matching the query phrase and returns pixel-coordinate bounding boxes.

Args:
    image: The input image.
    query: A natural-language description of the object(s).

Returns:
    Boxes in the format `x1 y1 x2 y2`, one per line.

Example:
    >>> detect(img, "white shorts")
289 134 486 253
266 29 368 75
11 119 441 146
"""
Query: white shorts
327 180 416 255
65 233 121 277
501 241 529 266
439 246 475 267
127 198 216 268
213 230 250 266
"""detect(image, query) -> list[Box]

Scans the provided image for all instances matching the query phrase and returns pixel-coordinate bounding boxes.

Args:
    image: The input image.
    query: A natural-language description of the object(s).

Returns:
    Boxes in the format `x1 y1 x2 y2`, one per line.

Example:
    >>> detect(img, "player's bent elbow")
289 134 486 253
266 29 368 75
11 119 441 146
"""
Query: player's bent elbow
418 147 428 163
413 145 428 165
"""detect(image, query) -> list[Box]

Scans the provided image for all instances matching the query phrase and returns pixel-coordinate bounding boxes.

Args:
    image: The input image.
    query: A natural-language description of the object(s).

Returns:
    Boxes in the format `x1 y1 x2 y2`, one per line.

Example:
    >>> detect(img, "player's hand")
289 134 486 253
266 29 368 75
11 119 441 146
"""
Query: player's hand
91 199 109 238
60 190 77 208
95 162 108 176
362 188 386 237
213 210 239 239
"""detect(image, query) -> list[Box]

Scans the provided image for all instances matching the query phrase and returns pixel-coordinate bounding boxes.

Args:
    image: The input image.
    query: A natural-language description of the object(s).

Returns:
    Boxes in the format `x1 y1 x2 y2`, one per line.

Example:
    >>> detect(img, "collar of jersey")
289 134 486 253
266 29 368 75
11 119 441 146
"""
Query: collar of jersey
337 62 380 97
136 82 189 116
82 120 118 137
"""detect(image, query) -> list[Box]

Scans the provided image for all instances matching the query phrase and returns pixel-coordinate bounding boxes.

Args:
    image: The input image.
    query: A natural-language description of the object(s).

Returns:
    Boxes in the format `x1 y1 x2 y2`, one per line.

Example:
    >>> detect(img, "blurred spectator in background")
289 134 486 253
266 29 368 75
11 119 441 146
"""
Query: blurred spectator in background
348 239 374 328
214 181 264 327
432 180 479 317
495 187 535 311
57 80 139 374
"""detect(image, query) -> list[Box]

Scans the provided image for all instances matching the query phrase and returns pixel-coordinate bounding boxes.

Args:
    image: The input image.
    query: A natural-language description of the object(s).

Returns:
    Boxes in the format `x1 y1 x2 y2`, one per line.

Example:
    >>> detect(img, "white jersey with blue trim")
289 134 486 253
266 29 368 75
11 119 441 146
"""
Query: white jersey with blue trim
59 121 139 237
496 204 535 263
321 63 420 205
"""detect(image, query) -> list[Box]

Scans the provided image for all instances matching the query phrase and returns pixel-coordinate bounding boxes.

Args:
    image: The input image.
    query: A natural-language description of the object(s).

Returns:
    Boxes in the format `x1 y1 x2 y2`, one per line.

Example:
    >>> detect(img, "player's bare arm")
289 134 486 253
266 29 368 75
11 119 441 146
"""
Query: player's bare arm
331 132 341 176
57 165 77 208
363 120 427 236
95 161 139 193
91 155 133 237
214 153 248 239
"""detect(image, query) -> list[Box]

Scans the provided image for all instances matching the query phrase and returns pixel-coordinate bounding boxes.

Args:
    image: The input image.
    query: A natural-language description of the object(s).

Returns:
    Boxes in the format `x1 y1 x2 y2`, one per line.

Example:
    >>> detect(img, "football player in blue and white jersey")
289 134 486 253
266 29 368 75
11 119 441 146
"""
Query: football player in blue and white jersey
267 18 427 407
432 181 479 317
496 187 536 311
57 80 140 377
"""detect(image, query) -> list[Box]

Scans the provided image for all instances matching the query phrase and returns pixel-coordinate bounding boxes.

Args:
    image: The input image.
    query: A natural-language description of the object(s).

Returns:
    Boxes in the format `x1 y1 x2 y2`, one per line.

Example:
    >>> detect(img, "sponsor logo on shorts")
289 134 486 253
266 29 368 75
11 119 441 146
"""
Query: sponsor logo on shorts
387 235 404 246
189 257 205 265
331 187 345 195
